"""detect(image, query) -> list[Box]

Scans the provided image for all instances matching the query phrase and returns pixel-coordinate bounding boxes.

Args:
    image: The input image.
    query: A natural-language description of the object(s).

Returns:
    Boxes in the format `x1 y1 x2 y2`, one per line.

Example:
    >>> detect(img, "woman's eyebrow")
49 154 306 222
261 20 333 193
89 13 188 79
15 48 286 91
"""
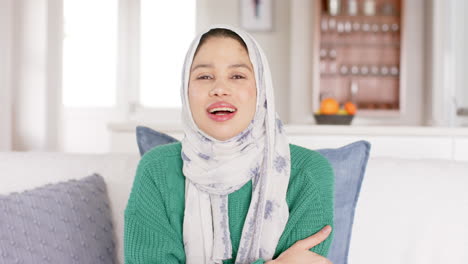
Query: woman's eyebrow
191 64 212 72
191 63 253 73
229 63 253 72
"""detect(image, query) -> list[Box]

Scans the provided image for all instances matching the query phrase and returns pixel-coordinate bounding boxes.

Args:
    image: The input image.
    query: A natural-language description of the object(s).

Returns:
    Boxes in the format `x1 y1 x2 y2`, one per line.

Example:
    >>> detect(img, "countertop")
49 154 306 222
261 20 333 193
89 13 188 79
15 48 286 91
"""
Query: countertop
108 122 468 137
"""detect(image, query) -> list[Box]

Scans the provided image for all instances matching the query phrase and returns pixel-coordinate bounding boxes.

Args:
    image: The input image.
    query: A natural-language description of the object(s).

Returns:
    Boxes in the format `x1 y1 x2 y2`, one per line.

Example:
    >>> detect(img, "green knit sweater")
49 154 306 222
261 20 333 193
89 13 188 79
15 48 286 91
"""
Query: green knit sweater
124 142 334 264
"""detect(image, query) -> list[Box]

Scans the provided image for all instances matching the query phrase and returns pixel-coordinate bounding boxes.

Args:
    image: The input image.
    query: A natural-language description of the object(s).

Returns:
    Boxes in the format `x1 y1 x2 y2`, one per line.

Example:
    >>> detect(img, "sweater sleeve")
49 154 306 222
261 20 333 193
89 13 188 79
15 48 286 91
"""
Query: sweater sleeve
273 155 335 259
251 259 265 264
124 157 186 264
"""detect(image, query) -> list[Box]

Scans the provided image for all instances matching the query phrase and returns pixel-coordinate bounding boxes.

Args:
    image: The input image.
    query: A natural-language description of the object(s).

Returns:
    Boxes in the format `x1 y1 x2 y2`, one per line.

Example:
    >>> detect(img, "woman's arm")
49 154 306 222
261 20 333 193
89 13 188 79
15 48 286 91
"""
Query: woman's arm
267 225 333 264
124 159 186 264
272 157 335 261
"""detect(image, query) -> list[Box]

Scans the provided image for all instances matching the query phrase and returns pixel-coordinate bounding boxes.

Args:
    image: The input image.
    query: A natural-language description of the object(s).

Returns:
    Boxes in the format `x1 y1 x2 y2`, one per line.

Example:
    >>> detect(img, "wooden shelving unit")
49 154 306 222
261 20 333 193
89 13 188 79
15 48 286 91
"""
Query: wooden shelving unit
313 0 404 116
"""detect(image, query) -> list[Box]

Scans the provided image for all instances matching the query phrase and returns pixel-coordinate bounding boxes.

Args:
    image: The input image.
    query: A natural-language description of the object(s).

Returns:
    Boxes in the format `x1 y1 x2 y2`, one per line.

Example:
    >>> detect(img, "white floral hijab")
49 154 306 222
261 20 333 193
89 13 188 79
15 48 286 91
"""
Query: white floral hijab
180 24 291 264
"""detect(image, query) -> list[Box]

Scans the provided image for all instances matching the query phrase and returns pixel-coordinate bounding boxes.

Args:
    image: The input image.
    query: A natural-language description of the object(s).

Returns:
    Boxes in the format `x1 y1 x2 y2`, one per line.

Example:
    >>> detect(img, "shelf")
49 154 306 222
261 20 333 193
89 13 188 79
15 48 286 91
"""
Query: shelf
320 13 401 19
320 42 400 48
320 73 399 78
352 109 401 117
356 102 399 110
457 108 468 116
315 0 403 114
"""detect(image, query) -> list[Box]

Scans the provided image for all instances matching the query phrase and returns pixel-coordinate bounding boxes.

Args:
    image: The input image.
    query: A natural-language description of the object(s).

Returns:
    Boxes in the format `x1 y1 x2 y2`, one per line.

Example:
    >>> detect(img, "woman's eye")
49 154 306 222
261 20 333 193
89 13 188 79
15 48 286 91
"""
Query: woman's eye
232 75 245 79
197 75 212 80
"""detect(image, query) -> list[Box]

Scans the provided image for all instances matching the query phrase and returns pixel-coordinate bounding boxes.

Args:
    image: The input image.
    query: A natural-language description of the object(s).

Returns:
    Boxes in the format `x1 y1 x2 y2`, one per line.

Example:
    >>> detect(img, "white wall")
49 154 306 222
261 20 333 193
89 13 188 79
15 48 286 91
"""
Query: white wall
394 0 425 126
0 0 13 151
12 0 49 151
289 0 315 124
197 0 291 123
428 0 468 127
62 108 121 153
423 0 433 126
4 0 62 152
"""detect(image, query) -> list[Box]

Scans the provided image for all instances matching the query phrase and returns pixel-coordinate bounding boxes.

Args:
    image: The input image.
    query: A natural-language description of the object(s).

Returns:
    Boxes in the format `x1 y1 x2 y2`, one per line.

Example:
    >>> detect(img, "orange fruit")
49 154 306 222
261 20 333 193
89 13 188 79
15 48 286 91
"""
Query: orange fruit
337 109 348 115
344 102 357 115
320 98 340 115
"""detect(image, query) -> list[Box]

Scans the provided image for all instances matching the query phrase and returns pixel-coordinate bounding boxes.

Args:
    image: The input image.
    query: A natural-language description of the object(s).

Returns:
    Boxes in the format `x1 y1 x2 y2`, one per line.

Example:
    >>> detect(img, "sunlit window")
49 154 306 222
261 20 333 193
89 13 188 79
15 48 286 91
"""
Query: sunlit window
62 0 117 107
62 0 195 109
139 0 196 108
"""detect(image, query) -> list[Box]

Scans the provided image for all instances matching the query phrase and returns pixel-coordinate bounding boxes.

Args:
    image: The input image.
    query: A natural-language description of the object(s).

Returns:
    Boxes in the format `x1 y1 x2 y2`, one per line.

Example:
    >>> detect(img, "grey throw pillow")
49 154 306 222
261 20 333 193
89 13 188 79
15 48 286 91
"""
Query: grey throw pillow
135 126 370 264
0 174 116 264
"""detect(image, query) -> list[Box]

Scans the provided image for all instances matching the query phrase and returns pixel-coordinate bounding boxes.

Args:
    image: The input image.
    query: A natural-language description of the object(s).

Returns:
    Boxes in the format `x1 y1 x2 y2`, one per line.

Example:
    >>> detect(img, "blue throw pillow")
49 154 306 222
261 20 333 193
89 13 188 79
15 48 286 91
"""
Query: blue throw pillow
136 126 178 156
135 126 370 264
316 141 370 264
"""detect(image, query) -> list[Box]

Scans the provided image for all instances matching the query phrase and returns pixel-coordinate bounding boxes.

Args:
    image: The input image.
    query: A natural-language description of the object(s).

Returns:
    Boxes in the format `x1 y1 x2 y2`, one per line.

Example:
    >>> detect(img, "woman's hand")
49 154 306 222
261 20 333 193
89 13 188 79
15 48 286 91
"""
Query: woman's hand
266 225 333 264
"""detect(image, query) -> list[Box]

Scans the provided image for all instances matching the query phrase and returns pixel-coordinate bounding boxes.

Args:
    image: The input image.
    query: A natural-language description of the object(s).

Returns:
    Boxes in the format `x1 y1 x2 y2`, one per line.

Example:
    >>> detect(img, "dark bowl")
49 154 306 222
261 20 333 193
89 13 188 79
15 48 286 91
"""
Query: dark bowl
314 114 354 125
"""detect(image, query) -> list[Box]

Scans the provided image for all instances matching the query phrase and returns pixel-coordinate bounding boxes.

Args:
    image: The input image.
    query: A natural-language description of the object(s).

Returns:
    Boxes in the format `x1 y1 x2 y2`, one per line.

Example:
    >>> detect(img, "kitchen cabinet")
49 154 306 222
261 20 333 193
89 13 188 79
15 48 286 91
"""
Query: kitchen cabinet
313 0 404 117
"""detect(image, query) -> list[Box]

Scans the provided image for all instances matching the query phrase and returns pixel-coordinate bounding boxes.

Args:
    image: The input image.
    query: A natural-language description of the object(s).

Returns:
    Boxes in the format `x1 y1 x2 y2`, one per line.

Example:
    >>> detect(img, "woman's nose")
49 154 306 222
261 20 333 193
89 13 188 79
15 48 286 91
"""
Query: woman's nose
209 81 231 97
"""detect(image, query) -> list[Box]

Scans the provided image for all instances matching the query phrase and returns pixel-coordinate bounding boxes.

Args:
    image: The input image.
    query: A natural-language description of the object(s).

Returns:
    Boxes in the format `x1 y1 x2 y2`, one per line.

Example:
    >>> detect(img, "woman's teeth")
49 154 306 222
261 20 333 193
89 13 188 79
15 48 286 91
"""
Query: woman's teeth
207 107 237 121
209 107 237 115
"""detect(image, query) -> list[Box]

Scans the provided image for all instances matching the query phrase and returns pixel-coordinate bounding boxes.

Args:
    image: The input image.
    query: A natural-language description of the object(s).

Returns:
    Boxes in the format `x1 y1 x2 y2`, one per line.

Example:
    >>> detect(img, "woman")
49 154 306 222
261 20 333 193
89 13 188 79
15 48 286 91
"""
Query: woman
124 25 334 264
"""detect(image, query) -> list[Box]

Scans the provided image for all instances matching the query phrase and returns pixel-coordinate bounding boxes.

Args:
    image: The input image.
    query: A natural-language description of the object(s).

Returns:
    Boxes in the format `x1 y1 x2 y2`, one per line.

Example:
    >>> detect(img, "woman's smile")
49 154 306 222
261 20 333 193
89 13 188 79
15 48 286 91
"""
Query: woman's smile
206 101 238 122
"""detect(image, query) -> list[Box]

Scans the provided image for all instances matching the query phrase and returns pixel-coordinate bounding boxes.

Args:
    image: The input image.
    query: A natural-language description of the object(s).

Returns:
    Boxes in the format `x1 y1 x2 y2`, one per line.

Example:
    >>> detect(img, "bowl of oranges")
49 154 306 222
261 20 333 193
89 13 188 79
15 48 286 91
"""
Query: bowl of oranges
314 98 357 125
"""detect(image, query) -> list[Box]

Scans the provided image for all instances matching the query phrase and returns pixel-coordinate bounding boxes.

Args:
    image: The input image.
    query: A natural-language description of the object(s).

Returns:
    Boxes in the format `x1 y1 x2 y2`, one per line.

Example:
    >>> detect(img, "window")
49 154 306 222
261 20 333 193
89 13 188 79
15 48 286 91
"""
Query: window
62 0 196 111
62 0 117 107
140 0 196 108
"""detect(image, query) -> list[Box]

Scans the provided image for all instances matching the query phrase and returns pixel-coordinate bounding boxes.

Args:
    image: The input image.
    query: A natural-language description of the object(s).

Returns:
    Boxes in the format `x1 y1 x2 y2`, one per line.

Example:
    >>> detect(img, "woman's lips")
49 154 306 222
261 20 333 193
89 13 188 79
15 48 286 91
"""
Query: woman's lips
207 110 237 122
206 101 237 112
206 101 237 122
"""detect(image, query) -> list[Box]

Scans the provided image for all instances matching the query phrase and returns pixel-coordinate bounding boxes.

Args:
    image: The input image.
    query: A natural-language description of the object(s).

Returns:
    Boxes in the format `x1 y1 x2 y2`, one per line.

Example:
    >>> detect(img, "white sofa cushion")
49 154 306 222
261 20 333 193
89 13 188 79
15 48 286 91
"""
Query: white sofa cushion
349 157 468 264
0 152 140 264
1 152 468 264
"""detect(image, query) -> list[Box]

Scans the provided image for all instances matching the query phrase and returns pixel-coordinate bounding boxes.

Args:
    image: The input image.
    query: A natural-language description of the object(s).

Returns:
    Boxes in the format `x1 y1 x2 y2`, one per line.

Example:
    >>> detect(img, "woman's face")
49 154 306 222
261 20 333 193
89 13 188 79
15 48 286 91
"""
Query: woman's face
188 36 257 141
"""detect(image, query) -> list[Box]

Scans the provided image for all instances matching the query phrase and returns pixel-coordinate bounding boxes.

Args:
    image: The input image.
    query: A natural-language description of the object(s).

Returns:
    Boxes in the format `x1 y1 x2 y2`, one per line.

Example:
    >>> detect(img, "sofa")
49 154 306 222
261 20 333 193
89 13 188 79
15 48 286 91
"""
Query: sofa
1 151 468 264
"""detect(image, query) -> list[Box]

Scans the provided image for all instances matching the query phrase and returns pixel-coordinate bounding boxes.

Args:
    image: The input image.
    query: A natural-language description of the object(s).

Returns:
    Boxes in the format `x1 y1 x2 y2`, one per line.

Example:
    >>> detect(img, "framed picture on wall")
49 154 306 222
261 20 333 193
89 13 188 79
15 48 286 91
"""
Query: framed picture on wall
240 0 273 32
